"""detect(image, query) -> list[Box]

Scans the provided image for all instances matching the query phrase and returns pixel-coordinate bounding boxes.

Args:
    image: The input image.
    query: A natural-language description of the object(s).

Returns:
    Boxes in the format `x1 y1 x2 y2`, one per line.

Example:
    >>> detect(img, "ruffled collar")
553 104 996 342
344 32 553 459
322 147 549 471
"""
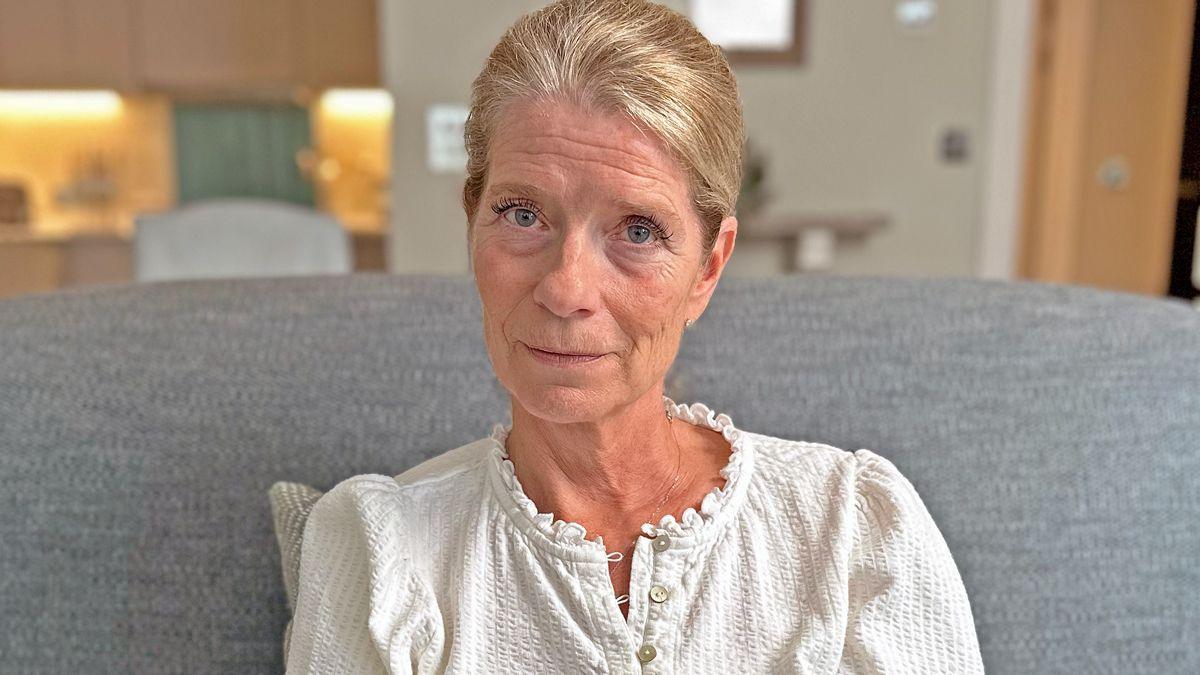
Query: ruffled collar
484 396 757 561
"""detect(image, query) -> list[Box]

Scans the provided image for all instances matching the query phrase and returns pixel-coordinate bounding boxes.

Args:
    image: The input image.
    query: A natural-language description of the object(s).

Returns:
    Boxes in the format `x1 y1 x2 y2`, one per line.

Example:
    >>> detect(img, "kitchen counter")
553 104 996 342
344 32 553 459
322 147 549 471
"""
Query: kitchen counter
0 226 387 300
0 229 128 244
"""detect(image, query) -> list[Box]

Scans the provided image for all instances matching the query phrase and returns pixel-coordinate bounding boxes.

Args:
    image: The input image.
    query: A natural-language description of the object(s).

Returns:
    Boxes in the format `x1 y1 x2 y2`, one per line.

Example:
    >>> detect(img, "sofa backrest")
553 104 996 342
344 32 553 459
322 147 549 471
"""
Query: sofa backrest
0 273 1196 673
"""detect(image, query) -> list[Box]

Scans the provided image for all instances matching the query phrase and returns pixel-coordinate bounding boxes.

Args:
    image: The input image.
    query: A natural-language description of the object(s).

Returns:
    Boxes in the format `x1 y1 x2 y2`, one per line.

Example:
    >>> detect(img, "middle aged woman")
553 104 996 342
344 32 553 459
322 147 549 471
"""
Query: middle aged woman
286 1 984 673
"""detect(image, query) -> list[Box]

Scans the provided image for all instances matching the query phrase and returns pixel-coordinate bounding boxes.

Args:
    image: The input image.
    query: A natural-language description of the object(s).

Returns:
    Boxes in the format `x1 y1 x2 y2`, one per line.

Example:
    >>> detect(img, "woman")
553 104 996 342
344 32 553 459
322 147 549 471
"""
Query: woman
287 0 984 672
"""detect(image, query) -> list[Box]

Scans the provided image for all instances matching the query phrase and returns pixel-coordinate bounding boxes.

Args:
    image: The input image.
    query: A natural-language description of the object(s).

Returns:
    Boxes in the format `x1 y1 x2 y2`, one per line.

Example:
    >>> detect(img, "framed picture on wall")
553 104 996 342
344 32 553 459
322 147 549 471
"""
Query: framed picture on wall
687 0 807 65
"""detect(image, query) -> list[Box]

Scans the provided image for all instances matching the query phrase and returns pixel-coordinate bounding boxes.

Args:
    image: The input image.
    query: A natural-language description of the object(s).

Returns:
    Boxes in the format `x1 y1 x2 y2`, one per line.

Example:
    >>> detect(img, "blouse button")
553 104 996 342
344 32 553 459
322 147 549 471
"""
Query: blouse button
637 643 657 663
649 584 669 603
652 533 671 552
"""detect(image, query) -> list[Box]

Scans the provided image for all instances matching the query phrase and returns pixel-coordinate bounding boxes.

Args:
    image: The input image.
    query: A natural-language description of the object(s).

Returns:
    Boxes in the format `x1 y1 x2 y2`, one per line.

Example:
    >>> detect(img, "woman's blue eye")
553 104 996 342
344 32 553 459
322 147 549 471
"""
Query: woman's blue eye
627 223 653 244
508 208 538 227
492 201 665 246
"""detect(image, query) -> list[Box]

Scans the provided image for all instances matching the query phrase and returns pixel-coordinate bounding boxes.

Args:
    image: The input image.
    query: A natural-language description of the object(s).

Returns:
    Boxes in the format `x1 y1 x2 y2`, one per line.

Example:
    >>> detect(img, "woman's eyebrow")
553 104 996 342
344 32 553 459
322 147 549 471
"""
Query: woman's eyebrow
612 196 679 224
486 181 548 199
486 181 680 223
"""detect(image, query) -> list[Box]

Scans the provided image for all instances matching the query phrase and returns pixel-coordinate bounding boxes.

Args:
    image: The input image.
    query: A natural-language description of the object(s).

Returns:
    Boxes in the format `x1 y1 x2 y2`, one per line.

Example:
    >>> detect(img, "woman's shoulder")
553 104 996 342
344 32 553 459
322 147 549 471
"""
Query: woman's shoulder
309 436 495 535
735 431 948 569
743 430 918 505
750 430 942 538
747 428 903 468
744 429 861 480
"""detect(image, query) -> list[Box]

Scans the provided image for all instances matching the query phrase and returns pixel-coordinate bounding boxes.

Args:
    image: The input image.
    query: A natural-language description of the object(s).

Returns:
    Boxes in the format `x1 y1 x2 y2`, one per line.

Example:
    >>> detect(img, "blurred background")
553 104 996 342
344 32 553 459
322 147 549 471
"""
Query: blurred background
0 0 1196 308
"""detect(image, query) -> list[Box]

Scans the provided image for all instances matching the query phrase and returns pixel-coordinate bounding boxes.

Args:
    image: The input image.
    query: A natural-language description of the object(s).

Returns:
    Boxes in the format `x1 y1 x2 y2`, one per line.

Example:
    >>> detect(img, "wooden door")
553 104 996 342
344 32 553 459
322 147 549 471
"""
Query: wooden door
1020 0 1196 295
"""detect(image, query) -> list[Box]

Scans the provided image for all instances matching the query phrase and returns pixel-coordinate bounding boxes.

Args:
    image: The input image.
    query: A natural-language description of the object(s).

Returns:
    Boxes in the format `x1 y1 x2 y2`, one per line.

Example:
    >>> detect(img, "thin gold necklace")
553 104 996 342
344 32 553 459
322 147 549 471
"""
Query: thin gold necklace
608 406 685 597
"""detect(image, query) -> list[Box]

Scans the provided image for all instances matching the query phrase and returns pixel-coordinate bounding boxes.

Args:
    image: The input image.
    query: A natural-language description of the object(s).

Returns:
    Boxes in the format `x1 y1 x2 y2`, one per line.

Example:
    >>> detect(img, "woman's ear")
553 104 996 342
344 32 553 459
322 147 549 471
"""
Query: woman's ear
702 215 738 283
688 215 738 316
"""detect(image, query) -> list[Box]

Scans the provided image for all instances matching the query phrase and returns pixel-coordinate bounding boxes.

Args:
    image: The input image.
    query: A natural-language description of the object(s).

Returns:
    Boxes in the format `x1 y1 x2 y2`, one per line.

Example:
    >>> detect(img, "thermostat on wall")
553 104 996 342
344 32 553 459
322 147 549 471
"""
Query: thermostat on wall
895 0 938 32
426 104 469 173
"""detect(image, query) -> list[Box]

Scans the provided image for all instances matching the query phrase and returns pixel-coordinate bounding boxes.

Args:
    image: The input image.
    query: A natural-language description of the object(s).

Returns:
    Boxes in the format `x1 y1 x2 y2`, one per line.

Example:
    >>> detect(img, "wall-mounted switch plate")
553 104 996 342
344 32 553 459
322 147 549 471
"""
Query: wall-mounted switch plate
940 127 970 163
426 104 469 173
895 0 938 34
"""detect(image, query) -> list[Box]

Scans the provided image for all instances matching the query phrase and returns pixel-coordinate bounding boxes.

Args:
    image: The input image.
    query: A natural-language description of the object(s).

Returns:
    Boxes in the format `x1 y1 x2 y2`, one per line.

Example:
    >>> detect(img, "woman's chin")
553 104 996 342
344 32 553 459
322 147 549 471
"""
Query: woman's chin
509 385 619 424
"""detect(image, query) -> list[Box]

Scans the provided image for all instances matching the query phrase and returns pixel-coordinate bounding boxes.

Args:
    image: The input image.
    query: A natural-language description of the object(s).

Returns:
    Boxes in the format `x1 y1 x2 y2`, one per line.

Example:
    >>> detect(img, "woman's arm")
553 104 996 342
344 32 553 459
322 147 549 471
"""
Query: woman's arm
837 449 985 674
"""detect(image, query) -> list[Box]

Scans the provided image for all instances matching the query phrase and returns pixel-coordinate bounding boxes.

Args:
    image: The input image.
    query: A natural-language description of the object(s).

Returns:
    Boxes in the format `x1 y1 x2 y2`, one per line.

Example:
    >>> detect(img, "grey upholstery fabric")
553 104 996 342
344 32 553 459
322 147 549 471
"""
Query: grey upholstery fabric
0 272 1196 674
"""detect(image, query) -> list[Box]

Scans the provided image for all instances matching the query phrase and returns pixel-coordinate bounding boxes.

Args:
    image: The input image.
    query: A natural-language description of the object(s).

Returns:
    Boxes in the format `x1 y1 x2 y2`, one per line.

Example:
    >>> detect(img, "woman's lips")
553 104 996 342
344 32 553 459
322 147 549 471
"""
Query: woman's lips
523 343 605 366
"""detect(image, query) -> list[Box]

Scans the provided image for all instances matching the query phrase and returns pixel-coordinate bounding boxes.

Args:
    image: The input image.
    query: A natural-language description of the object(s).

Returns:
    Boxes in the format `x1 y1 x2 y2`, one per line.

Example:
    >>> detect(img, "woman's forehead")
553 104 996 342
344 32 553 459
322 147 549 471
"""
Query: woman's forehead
486 100 689 206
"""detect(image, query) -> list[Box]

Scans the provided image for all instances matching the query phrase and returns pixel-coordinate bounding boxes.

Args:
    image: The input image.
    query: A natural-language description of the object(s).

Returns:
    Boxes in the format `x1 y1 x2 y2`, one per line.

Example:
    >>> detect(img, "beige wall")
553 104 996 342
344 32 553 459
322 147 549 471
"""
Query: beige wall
381 0 993 277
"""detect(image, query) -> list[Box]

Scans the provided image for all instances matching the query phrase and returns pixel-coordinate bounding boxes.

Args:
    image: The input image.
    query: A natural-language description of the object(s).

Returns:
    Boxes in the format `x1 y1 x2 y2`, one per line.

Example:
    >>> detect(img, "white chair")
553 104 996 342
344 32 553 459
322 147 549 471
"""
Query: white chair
134 198 352 282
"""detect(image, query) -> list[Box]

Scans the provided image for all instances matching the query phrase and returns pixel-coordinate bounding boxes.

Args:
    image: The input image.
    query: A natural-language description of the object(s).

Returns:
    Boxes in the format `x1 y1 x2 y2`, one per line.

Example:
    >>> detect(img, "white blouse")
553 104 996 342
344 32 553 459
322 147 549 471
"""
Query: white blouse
286 399 984 674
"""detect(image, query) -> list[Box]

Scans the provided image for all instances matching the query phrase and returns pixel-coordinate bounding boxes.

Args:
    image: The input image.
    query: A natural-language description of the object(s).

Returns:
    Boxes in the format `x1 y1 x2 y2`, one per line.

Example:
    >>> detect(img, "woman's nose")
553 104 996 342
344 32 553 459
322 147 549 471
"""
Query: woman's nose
532 230 602 319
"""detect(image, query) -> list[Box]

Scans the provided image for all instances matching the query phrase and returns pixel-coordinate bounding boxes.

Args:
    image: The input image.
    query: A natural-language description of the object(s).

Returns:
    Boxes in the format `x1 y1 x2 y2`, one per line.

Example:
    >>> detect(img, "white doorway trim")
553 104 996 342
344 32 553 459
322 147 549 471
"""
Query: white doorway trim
976 0 1036 280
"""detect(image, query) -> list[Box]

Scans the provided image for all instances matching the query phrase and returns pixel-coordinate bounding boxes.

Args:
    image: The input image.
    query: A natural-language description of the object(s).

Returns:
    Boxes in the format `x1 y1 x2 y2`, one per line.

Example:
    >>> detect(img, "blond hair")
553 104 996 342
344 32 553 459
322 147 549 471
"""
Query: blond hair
462 0 745 256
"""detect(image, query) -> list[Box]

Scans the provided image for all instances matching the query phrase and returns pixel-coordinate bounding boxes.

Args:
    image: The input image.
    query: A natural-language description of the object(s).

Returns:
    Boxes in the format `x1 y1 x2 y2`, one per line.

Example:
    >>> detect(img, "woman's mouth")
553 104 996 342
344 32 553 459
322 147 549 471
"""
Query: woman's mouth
523 343 605 366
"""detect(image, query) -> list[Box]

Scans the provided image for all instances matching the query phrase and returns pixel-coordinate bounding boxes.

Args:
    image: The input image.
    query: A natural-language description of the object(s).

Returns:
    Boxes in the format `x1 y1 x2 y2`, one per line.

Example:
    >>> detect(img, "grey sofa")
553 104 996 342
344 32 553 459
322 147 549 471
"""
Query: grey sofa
1 272 1197 673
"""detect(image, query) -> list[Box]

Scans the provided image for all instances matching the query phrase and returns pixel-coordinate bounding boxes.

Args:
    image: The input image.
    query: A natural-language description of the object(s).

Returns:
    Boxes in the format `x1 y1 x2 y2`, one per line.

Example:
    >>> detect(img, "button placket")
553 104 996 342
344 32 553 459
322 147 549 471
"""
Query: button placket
635 531 684 671
580 561 636 674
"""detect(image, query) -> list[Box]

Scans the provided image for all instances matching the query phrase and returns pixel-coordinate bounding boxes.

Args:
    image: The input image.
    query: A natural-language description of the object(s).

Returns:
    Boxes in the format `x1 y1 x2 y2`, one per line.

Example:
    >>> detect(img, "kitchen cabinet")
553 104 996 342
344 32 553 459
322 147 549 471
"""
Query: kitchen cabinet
0 0 134 88
135 0 297 91
0 1 72 86
297 0 380 88
0 0 379 91
68 0 136 88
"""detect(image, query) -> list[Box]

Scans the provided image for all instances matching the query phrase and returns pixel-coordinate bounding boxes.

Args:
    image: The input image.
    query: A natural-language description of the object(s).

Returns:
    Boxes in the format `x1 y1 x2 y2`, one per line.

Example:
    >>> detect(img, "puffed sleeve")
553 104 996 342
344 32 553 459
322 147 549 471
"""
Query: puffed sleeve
286 475 435 674
285 478 391 674
837 449 985 674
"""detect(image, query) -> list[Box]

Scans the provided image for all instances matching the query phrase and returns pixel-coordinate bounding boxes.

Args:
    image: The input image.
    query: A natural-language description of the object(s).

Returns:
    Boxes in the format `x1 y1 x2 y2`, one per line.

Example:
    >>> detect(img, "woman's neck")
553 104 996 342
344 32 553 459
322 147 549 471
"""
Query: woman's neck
503 390 698 543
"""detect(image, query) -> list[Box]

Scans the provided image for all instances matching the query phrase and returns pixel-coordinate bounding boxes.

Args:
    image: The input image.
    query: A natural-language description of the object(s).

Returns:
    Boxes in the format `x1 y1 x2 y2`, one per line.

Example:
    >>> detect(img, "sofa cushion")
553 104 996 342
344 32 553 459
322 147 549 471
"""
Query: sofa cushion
267 481 324 668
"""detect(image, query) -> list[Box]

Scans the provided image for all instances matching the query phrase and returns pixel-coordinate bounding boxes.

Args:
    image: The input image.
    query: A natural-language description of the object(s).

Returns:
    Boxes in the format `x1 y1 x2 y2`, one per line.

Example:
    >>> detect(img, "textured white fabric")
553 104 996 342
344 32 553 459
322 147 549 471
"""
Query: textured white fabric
286 399 984 674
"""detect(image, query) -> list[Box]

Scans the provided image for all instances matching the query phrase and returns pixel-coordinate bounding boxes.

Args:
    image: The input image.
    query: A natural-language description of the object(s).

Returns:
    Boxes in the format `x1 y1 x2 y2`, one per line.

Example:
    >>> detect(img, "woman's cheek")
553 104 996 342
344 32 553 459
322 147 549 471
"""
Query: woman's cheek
473 255 513 339
474 235 527 285
496 229 548 257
